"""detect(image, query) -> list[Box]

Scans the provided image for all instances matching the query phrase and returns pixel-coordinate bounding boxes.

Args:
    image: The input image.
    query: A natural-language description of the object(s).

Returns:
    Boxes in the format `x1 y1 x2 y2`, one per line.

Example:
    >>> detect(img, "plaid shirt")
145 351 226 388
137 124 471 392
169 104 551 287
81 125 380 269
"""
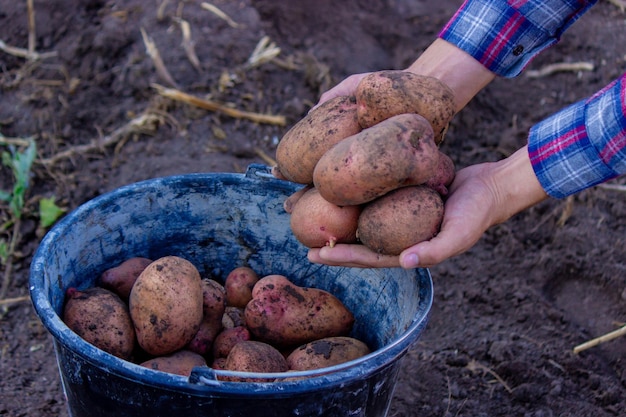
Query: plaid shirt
439 0 626 198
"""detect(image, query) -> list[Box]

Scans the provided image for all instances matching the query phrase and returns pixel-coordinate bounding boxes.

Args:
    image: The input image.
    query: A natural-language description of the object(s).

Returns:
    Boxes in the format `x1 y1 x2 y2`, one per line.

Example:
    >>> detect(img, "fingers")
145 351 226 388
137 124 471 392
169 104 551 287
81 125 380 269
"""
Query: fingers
314 72 371 110
308 244 400 268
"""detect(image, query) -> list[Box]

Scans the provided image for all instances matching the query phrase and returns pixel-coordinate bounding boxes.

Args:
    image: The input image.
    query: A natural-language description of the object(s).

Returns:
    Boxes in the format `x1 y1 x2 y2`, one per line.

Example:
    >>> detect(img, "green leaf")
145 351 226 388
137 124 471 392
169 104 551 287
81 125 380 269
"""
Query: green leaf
1 139 36 219
0 239 7 265
39 197 66 228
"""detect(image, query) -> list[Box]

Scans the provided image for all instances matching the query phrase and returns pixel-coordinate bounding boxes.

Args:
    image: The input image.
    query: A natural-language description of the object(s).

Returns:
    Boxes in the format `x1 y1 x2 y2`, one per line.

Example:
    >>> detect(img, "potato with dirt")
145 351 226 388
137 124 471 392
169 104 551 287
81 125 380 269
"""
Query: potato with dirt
223 340 289 381
212 325 251 359
286 336 371 371
224 266 259 308
129 256 204 356
98 257 153 301
357 185 444 256
423 150 456 196
289 186 361 248
275 95 361 184
313 113 440 206
140 349 207 377
63 287 135 360
244 274 354 348
186 278 227 355
355 70 456 144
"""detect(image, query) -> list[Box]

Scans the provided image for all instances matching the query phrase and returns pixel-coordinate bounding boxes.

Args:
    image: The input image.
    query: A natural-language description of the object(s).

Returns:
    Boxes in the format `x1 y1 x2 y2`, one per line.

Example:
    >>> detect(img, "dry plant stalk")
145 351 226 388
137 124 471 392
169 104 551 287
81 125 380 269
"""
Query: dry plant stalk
157 0 170 21
254 147 277 166
152 83 286 126
526 61 594 78
466 359 513 393
201 2 241 28
39 112 164 166
573 325 626 354
0 39 57 60
0 295 30 306
246 36 281 69
598 183 626 192
140 27 179 88
174 18 202 72
27 0 36 55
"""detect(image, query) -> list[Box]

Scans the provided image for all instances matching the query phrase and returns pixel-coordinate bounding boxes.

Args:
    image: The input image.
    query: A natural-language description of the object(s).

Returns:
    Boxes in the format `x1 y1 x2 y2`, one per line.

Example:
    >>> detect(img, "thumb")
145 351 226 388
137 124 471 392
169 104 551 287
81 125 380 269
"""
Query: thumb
399 225 481 269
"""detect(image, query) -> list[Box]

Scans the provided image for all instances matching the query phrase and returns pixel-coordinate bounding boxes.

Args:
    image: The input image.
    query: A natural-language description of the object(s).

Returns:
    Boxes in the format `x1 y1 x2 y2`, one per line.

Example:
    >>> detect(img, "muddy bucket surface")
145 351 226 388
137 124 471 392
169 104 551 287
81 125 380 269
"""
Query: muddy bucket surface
29 164 433 417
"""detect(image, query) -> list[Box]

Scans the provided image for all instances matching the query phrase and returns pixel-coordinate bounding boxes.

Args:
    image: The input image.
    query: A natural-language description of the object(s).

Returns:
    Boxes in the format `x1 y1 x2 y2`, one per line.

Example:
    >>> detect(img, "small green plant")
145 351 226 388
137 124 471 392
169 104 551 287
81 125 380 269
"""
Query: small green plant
0 134 64 300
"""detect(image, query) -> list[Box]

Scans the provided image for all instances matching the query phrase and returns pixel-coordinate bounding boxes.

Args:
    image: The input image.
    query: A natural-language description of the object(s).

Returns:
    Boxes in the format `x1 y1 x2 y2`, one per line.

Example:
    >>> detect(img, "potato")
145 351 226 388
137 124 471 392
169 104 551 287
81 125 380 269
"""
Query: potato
211 357 228 370
289 187 361 248
186 278 226 355
424 151 456 196
224 266 259 308
245 275 354 347
222 306 246 329
355 70 456 144
282 185 311 214
140 350 207 376
223 340 289 381
286 337 371 371
357 185 444 255
313 113 440 206
200 278 227 324
98 257 153 301
129 256 204 356
186 319 223 356
212 326 251 359
275 95 361 184
62 287 135 360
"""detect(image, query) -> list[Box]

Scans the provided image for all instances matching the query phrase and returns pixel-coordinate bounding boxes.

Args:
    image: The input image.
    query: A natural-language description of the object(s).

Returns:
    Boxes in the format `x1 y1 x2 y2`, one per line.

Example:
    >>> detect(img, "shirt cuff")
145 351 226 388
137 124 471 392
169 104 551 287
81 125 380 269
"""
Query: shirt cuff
439 0 597 77
528 75 626 198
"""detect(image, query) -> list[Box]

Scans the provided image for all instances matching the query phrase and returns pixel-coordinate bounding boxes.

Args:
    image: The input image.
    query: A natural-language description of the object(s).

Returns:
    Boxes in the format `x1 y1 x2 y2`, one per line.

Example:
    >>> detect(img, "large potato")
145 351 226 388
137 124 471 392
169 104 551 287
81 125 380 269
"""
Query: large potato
357 185 444 255
275 95 361 184
313 113 440 206
140 350 207 376
129 256 203 356
355 70 455 144
245 275 354 348
289 187 361 248
286 337 371 371
223 340 289 382
62 287 135 360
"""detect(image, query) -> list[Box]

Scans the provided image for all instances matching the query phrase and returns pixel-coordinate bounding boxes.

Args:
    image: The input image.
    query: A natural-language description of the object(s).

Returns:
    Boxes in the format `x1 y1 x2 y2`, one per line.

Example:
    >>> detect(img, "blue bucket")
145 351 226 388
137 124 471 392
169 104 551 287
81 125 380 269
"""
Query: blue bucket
29 164 433 417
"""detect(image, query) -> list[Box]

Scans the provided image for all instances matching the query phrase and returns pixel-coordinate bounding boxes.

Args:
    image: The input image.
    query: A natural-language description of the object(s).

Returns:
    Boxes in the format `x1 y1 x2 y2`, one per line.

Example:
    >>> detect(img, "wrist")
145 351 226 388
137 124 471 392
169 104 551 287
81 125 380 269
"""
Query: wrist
488 145 549 224
405 38 495 113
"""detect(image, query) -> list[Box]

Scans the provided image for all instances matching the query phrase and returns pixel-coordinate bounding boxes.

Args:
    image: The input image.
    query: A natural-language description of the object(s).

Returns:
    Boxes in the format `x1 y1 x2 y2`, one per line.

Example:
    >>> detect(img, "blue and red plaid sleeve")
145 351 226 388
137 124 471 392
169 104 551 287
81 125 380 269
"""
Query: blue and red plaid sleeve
528 74 626 198
439 0 597 77
439 0 626 197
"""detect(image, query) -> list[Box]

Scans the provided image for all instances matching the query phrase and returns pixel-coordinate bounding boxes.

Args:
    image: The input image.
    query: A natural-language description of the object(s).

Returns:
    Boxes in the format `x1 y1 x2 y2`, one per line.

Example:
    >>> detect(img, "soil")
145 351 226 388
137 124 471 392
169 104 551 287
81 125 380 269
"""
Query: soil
1 0 625 416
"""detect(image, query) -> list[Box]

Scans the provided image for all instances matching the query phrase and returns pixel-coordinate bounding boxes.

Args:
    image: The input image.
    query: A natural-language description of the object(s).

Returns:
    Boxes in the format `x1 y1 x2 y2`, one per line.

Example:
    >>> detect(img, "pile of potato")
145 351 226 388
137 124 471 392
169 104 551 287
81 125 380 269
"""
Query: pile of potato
275 70 457 255
62 255 370 380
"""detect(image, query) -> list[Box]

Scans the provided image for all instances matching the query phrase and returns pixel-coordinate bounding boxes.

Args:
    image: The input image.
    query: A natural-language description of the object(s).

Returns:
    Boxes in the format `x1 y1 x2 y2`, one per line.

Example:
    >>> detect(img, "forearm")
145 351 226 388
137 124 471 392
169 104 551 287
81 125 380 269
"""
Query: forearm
405 38 495 113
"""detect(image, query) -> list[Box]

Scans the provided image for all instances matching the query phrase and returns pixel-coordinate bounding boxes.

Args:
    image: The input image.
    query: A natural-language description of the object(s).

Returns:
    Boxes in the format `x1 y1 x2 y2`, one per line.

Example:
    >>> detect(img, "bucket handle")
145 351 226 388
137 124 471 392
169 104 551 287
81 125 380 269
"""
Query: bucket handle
189 365 341 386
244 163 275 180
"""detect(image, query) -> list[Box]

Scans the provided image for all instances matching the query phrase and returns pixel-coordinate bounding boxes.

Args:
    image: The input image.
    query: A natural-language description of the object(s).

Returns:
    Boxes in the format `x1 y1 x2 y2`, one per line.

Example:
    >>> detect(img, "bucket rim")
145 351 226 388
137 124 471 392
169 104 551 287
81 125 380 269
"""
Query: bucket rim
29 170 433 395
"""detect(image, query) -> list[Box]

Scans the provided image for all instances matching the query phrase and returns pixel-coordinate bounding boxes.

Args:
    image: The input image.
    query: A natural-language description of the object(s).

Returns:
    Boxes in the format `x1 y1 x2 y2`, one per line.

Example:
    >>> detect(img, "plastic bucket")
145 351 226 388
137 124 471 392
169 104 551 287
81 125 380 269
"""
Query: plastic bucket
29 164 433 417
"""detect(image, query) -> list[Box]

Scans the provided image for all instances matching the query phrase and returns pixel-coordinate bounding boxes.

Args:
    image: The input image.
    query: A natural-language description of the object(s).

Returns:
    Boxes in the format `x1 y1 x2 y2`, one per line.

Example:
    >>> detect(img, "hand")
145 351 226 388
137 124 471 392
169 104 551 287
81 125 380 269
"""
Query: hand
308 146 548 269
314 72 370 107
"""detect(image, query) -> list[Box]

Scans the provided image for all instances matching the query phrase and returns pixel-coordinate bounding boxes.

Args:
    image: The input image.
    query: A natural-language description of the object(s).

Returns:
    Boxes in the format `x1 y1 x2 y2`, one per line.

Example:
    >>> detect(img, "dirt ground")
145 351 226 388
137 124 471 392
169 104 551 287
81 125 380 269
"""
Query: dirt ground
1 0 625 416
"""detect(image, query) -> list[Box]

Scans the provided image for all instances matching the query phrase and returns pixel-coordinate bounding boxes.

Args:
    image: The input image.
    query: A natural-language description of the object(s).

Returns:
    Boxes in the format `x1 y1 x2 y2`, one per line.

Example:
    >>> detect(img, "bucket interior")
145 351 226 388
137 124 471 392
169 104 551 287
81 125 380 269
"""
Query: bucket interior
30 164 433 394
